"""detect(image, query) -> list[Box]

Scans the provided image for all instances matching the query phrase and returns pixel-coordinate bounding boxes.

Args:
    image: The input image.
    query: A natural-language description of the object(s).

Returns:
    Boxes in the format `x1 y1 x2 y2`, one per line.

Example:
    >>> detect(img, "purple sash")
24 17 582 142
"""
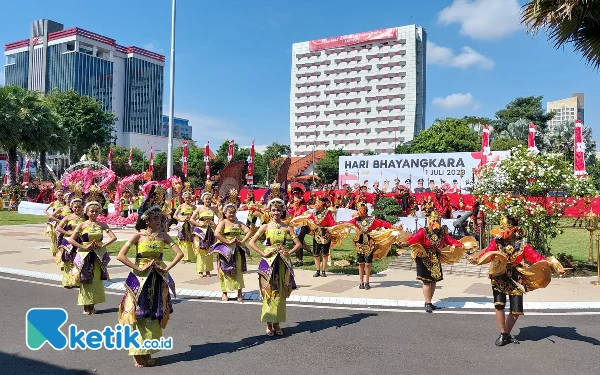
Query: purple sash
73 250 110 282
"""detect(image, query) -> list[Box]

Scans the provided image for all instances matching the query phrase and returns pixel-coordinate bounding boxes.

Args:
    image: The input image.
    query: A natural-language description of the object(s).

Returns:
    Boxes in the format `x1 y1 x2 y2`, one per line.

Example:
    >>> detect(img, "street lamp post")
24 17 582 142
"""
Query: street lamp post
166 0 176 186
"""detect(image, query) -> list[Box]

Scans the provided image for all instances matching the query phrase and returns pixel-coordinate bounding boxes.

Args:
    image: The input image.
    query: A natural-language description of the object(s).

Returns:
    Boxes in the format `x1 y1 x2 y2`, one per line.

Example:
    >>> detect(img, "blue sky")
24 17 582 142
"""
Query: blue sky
1 0 598 147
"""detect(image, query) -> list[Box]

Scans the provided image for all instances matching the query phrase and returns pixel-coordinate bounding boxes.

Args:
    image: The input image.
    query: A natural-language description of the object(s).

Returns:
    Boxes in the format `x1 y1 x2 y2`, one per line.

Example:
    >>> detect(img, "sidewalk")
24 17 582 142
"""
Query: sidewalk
1 224 599 310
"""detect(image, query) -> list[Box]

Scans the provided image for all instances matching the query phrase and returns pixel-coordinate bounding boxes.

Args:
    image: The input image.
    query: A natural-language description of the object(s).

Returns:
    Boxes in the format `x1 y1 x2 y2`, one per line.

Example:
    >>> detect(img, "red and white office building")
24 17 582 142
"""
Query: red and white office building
290 25 426 156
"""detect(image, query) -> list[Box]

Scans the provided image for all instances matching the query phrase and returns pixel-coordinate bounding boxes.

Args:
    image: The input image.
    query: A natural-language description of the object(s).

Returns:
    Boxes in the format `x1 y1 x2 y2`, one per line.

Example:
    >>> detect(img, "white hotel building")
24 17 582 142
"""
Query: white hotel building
290 25 426 156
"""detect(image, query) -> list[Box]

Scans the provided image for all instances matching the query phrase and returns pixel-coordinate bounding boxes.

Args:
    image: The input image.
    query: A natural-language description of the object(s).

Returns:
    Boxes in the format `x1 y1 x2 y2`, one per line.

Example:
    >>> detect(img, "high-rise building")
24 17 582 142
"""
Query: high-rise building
547 93 584 128
290 26 426 156
3 19 176 153
161 115 192 139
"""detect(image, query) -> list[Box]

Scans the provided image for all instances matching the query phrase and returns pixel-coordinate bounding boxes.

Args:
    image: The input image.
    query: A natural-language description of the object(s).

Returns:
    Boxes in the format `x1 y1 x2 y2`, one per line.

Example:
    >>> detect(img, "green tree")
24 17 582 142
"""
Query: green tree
490 137 526 151
522 0 600 69
394 142 413 155
315 149 350 184
363 150 377 155
372 197 402 225
44 89 117 163
494 96 554 132
89 145 146 178
541 120 597 164
262 142 291 184
0 86 56 184
404 118 480 154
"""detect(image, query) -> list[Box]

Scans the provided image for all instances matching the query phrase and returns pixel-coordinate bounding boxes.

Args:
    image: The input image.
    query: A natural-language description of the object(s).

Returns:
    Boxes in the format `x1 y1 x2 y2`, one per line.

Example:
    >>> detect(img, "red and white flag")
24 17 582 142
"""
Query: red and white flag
108 147 113 170
128 147 133 167
227 140 235 163
247 140 255 185
528 123 538 153
204 141 211 182
148 146 154 172
182 141 189 177
480 125 492 166
574 120 587 178
23 157 30 185
4 155 10 185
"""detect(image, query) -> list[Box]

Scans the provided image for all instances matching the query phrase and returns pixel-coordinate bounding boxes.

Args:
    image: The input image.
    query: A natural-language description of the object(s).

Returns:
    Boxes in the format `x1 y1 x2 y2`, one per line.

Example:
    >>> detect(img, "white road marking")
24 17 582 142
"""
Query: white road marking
2 274 600 316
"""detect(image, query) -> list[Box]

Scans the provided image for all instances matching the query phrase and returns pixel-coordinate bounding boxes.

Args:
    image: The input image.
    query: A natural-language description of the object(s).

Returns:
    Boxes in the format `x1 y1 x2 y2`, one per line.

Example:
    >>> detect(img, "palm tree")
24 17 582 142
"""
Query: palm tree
522 0 600 69
0 86 42 185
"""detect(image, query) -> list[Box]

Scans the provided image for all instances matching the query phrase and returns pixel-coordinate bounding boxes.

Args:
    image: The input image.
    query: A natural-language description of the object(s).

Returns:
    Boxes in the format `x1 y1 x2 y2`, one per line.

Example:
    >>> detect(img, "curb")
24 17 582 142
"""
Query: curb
3 266 600 310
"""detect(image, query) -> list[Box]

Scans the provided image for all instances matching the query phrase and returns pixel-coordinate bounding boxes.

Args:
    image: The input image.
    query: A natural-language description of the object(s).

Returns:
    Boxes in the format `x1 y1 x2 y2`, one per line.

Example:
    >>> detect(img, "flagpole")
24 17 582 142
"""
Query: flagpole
166 0 176 186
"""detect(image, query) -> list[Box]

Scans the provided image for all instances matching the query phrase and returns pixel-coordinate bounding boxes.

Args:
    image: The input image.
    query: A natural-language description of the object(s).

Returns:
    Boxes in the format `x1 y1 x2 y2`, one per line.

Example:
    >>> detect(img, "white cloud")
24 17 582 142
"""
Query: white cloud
175 111 253 146
142 42 164 54
427 41 494 70
432 93 477 110
438 0 521 40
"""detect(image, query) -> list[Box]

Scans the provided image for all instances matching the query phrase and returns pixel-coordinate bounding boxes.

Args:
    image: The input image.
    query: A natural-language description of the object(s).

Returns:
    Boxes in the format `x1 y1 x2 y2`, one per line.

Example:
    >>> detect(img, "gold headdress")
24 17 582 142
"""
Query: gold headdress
137 185 166 220
263 183 288 207
54 181 63 192
65 182 83 200
200 181 214 200
499 216 510 229
429 210 441 221
83 185 105 210
182 182 194 198
221 188 241 211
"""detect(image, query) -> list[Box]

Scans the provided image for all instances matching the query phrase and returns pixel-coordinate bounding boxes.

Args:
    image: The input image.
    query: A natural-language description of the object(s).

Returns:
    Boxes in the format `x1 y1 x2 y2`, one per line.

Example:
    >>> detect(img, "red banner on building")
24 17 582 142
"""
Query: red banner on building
182 141 188 177
247 140 255 185
309 28 398 52
574 120 587 178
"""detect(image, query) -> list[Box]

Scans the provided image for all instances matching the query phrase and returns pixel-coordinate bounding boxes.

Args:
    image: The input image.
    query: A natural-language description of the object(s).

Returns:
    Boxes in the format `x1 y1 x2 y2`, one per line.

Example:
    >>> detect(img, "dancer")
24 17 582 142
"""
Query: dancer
288 187 309 267
68 190 117 315
43 184 65 257
249 198 301 336
344 203 407 290
467 216 566 346
190 183 221 277
117 185 183 368
400 210 469 313
290 196 343 278
55 197 85 288
210 189 252 301
190 182 223 277
174 183 196 264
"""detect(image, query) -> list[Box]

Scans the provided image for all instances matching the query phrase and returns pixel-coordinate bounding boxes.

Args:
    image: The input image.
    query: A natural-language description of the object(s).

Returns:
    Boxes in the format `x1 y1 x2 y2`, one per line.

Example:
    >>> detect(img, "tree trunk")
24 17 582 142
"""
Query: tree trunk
39 150 47 181
7 147 18 186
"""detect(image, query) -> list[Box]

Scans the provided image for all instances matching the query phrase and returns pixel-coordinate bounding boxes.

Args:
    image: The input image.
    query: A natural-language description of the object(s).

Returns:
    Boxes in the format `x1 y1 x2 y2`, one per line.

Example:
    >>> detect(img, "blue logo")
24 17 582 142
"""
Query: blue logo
26 308 173 351
26 308 69 350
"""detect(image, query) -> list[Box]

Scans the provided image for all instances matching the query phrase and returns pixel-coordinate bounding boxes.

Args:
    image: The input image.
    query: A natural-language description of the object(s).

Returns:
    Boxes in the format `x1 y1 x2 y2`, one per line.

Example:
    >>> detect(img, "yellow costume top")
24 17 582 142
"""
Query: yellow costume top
196 210 215 228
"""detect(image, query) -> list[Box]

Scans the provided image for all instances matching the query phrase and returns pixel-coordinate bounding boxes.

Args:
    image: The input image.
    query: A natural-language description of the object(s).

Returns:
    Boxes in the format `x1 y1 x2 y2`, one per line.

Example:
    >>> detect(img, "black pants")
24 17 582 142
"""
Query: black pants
493 289 524 315
296 226 309 261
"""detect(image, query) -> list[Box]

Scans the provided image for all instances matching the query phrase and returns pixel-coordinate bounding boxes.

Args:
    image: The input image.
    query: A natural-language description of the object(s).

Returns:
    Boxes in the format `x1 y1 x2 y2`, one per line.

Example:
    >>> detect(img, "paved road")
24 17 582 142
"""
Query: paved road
1 273 599 375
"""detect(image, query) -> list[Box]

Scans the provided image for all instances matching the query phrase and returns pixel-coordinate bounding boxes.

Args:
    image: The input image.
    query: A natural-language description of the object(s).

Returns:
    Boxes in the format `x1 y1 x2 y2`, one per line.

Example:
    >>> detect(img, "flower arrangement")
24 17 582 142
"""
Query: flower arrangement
473 145 598 254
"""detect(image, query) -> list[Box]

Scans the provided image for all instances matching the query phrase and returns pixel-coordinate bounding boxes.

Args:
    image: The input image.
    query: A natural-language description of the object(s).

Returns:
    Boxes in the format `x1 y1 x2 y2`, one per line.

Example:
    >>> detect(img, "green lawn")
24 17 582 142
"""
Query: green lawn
105 234 392 275
0 211 49 225
550 219 595 264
